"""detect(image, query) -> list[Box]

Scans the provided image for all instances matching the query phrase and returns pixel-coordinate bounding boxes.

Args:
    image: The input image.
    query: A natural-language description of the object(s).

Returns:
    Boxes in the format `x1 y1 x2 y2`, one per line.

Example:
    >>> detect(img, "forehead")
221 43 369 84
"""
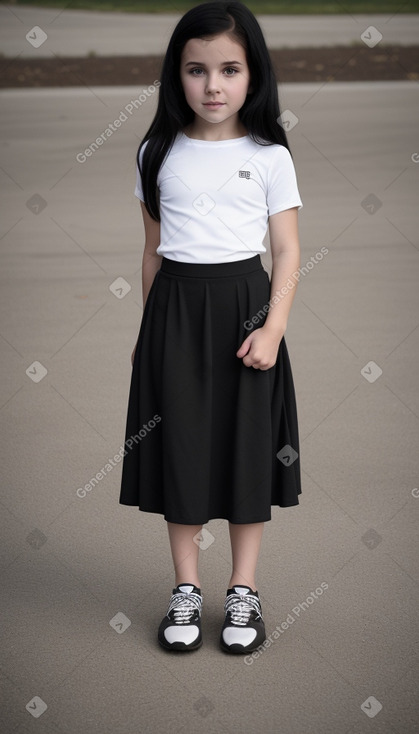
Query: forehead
181 34 246 64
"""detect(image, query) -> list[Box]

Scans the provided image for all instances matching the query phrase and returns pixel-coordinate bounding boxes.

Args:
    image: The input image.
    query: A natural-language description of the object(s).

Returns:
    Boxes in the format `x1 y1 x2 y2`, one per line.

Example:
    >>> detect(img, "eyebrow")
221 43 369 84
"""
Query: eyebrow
184 60 243 67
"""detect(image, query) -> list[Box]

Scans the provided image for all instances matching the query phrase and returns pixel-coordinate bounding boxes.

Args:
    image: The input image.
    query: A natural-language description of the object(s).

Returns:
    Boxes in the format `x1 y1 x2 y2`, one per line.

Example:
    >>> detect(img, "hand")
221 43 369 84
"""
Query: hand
236 326 284 370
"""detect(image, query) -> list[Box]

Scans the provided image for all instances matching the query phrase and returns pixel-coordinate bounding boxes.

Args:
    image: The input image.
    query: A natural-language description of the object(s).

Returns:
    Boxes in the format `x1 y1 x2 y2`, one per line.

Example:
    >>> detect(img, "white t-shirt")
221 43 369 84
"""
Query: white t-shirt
135 131 302 264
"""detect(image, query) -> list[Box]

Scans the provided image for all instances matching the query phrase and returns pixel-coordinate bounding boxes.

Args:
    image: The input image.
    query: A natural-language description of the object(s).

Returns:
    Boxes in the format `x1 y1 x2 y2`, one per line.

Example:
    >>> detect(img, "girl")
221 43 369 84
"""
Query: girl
120 0 303 655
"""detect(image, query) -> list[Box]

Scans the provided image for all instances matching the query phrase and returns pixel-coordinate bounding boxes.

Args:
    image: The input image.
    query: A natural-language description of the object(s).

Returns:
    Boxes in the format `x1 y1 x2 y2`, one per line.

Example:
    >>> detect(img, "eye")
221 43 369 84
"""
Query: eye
187 67 239 76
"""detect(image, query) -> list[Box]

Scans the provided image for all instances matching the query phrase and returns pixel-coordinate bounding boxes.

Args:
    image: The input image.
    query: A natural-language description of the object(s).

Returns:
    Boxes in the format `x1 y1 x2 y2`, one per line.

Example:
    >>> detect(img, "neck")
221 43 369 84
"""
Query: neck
183 120 247 142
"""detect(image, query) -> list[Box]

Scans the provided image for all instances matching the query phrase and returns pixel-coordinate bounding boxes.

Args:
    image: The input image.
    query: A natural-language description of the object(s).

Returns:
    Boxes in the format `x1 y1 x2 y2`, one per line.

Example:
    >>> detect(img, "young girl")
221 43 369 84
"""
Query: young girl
120 0 303 654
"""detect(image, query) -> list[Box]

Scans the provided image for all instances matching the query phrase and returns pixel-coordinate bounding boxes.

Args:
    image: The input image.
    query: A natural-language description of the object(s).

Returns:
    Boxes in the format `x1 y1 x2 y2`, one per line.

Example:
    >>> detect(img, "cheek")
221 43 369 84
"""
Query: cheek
239 79 251 99
182 76 199 99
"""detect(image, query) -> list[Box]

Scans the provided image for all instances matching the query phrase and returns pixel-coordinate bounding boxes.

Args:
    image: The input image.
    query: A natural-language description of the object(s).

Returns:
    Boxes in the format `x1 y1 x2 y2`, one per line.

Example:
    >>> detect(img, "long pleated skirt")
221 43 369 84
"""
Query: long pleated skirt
119 255 301 524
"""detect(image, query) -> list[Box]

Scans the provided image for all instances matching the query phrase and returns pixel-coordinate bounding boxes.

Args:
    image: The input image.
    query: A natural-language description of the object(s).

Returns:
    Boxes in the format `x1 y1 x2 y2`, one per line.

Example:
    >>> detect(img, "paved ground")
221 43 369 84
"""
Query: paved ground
1 5 419 57
0 78 418 732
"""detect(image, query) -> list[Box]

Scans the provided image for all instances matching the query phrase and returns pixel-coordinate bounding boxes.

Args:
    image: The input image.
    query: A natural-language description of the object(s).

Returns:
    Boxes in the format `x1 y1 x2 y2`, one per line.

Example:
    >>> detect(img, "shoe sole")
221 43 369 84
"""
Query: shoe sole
219 636 266 654
158 637 203 652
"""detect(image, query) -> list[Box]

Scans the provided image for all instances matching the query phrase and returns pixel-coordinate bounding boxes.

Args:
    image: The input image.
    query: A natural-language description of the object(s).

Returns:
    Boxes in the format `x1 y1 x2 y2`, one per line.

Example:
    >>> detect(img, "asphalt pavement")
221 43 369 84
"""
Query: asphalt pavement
0 5 418 56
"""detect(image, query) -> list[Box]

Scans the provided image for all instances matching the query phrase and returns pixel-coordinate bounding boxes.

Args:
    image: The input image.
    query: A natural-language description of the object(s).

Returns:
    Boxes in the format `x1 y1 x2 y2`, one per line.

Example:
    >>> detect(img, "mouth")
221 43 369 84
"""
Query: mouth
203 102 225 107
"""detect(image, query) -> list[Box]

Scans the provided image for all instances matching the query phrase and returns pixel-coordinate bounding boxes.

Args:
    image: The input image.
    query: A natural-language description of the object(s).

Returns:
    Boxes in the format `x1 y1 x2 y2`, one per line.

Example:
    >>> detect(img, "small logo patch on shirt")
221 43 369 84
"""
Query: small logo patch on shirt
238 170 251 179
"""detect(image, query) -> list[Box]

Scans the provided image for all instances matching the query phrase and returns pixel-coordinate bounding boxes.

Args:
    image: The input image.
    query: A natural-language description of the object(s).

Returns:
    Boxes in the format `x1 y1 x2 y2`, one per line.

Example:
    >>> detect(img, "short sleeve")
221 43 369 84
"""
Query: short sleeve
267 145 303 216
134 141 148 201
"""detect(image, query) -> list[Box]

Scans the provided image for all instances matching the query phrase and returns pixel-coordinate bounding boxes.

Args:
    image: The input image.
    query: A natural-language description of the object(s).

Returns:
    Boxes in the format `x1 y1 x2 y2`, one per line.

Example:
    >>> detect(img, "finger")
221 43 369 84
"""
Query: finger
243 355 256 368
236 337 252 358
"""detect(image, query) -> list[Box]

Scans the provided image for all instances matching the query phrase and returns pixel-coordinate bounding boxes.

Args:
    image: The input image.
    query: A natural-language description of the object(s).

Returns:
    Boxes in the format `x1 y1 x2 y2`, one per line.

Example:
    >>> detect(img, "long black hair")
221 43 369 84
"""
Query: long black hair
138 0 291 221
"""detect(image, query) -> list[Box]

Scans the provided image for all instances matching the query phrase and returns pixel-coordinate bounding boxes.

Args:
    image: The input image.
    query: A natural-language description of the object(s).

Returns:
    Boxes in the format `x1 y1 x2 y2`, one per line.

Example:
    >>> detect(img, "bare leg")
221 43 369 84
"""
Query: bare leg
228 522 265 592
167 522 202 588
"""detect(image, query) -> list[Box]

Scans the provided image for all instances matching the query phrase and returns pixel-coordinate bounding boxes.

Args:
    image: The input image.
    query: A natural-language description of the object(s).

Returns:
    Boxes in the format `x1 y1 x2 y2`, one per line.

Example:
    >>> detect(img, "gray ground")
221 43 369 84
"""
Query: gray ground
1 5 419 57
1 6 418 734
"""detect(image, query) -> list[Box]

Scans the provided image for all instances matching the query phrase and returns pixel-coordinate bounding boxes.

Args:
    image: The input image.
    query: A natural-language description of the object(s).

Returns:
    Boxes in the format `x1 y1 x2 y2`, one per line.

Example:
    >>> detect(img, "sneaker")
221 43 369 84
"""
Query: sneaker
220 585 266 654
158 583 203 651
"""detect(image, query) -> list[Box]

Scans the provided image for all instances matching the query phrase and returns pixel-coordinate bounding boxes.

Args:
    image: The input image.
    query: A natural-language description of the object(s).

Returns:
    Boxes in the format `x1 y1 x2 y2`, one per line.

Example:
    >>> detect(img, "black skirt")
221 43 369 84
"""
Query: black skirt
119 255 301 524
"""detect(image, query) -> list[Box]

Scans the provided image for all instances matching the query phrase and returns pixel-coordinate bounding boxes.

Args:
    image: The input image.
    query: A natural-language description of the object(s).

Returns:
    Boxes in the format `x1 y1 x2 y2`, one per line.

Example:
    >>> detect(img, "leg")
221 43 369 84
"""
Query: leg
220 521 266 653
158 522 204 651
167 521 202 588
228 521 265 592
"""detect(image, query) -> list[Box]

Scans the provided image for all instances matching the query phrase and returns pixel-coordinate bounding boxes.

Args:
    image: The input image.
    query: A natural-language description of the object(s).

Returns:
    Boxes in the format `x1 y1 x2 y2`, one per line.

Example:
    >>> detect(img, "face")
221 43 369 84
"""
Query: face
180 33 251 131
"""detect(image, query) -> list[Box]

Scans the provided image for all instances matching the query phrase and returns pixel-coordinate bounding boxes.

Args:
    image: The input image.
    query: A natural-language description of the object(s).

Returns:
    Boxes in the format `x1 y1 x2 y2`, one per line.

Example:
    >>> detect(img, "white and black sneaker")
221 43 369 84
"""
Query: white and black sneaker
220 585 266 654
158 584 203 651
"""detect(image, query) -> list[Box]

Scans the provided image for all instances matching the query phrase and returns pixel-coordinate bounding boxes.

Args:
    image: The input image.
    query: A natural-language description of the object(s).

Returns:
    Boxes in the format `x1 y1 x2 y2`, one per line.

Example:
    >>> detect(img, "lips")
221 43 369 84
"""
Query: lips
204 102 225 107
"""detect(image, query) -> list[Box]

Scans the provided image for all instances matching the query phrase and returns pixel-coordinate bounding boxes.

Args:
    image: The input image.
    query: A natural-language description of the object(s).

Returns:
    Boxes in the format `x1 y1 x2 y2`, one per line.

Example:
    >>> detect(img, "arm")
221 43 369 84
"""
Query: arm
131 201 161 365
141 201 162 308
236 207 300 370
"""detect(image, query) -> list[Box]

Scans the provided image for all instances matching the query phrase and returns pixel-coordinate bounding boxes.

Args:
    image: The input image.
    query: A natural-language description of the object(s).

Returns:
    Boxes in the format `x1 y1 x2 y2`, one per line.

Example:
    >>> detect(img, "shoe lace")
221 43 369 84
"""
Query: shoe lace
224 593 262 626
167 591 202 625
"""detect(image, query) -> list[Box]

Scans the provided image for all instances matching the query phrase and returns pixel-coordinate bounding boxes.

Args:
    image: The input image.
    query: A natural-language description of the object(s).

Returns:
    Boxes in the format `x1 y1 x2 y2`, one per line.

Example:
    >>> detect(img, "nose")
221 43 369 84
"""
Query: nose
205 72 220 94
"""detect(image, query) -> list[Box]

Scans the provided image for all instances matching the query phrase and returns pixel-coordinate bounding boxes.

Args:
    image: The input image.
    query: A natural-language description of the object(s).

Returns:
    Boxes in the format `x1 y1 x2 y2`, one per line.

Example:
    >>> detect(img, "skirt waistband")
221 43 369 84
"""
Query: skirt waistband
160 255 263 279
